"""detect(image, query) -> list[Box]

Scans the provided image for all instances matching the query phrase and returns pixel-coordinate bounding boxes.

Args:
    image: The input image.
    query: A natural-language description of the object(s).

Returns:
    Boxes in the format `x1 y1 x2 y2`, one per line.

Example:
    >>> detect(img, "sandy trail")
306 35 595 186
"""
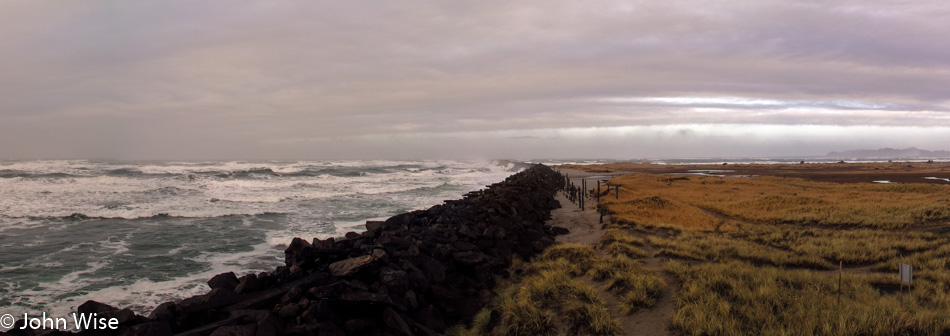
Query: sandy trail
626 242 675 336
549 192 603 244
546 168 675 336
549 167 620 244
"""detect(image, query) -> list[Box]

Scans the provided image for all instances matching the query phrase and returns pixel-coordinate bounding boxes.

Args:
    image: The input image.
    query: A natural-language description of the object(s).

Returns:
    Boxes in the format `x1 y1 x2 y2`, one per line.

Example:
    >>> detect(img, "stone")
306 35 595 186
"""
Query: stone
337 292 393 307
229 309 272 322
276 304 300 319
315 321 345 336
365 221 384 234
343 318 376 334
393 244 420 257
312 237 335 250
405 290 419 309
429 285 461 303
378 236 414 249
410 256 445 283
411 305 446 333
371 248 389 263
452 241 478 251
284 237 314 267
482 226 506 239
300 301 333 323
101 308 137 324
382 308 414 336
147 302 178 324
328 255 375 277
380 267 408 291
384 213 413 229
550 226 570 235
77 300 118 315
235 273 263 294
255 317 280 336
208 272 240 291
209 324 257 336
308 282 346 299
280 286 304 304
205 288 238 301
451 251 488 265
118 322 173 336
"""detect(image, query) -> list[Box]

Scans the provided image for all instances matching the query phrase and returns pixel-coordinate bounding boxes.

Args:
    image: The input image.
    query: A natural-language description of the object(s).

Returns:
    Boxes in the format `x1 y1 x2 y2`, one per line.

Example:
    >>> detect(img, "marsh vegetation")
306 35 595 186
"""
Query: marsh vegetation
454 165 950 335
600 172 950 335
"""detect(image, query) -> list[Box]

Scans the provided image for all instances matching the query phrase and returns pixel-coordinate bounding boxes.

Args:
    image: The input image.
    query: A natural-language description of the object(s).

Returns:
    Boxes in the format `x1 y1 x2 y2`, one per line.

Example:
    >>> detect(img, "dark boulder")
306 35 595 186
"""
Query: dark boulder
118 322 173 336
77 300 118 315
235 273 263 294
328 255 375 277
343 318 376 334
147 302 178 325
382 308 414 336
208 272 240 291
550 226 570 235
284 237 314 268
209 324 256 336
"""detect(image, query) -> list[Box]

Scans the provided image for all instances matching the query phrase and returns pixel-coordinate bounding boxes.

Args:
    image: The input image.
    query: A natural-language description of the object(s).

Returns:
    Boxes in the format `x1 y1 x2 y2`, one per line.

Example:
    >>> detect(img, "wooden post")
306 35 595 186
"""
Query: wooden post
615 185 619 199
582 179 587 210
597 180 601 202
899 255 904 307
837 261 842 306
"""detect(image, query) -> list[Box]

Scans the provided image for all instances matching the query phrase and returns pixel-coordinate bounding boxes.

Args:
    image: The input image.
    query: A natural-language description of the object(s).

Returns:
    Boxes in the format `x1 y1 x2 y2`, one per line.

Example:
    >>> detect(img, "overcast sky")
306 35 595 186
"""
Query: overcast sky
2 1 949 160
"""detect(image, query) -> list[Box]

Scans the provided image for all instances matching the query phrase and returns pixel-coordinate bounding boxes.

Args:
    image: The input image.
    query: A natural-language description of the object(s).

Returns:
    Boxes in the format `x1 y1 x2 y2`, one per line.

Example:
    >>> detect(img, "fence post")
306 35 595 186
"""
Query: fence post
837 261 842 306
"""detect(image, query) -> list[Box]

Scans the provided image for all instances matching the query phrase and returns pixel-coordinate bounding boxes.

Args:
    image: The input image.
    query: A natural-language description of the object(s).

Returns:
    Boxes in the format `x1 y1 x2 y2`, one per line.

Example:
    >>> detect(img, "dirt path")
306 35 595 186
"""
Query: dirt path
550 192 604 244
547 168 676 335
549 167 616 244
626 243 675 336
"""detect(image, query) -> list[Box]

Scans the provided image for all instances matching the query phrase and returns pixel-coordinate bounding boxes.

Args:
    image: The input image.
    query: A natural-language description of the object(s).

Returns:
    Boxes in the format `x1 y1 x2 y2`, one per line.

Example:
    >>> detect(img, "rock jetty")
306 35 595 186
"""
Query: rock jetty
5 164 565 336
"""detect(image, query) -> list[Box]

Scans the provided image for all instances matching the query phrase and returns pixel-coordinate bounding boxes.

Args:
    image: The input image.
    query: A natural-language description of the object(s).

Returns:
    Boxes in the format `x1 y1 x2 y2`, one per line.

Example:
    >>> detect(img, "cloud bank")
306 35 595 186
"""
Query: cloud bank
1 1 948 159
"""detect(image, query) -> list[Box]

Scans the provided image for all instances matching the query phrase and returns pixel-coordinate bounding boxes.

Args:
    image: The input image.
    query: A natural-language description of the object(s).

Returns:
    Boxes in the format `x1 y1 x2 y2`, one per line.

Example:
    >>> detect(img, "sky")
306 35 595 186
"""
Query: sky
1 0 949 160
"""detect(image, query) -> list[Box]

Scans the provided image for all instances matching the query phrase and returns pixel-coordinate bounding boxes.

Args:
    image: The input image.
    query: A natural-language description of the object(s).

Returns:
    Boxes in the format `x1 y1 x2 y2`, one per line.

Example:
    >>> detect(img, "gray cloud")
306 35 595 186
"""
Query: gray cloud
1 1 949 159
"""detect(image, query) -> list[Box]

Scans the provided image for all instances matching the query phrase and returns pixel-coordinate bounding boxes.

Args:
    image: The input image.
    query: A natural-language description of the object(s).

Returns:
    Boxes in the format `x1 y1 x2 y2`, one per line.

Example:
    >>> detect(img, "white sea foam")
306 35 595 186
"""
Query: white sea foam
0 159 521 320
0 160 517 220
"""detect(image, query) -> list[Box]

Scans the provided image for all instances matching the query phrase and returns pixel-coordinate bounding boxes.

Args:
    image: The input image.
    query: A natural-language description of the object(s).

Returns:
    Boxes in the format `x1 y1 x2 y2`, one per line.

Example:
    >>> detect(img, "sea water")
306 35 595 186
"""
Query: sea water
0 160 521 318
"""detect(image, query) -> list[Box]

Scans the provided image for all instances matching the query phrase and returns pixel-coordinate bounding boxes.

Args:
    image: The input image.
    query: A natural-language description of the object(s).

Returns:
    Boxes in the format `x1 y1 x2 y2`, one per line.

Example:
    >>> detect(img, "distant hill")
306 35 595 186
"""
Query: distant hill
826 147 950 158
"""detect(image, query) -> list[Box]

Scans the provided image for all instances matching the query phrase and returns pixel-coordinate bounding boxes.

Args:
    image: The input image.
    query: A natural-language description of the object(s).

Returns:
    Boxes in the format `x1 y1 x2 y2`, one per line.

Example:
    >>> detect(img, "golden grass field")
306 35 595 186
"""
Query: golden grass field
560 161 950 185
452 163 950 335
452 240 665 336
597 169 950 335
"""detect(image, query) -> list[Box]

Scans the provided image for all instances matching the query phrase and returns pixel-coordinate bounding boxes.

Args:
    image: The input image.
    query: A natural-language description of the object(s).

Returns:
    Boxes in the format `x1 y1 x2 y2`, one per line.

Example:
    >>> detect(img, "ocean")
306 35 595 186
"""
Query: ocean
0 160 522 318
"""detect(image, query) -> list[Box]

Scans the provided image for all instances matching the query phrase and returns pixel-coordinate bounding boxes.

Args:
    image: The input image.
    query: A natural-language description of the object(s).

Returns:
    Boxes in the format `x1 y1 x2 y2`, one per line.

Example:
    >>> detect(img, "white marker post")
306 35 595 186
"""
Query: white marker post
899 262 913 305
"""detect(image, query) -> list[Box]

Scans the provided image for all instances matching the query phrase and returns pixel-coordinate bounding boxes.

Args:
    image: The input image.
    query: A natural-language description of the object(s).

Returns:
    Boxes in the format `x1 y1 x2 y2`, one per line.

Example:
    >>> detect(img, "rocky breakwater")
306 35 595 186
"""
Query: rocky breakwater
5 164 566 336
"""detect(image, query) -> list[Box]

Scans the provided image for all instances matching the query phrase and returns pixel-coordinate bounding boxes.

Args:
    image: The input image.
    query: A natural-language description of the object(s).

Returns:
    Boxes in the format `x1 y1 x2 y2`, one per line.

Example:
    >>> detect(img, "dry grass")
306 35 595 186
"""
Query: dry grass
738 226 941 265
462 164 950 335
452 242 667 336
601 173 950 230
561 161 950 176
452 245 626 336
647 231 833 269
587 168 950 335
666 260 949 336
638 212 950 335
